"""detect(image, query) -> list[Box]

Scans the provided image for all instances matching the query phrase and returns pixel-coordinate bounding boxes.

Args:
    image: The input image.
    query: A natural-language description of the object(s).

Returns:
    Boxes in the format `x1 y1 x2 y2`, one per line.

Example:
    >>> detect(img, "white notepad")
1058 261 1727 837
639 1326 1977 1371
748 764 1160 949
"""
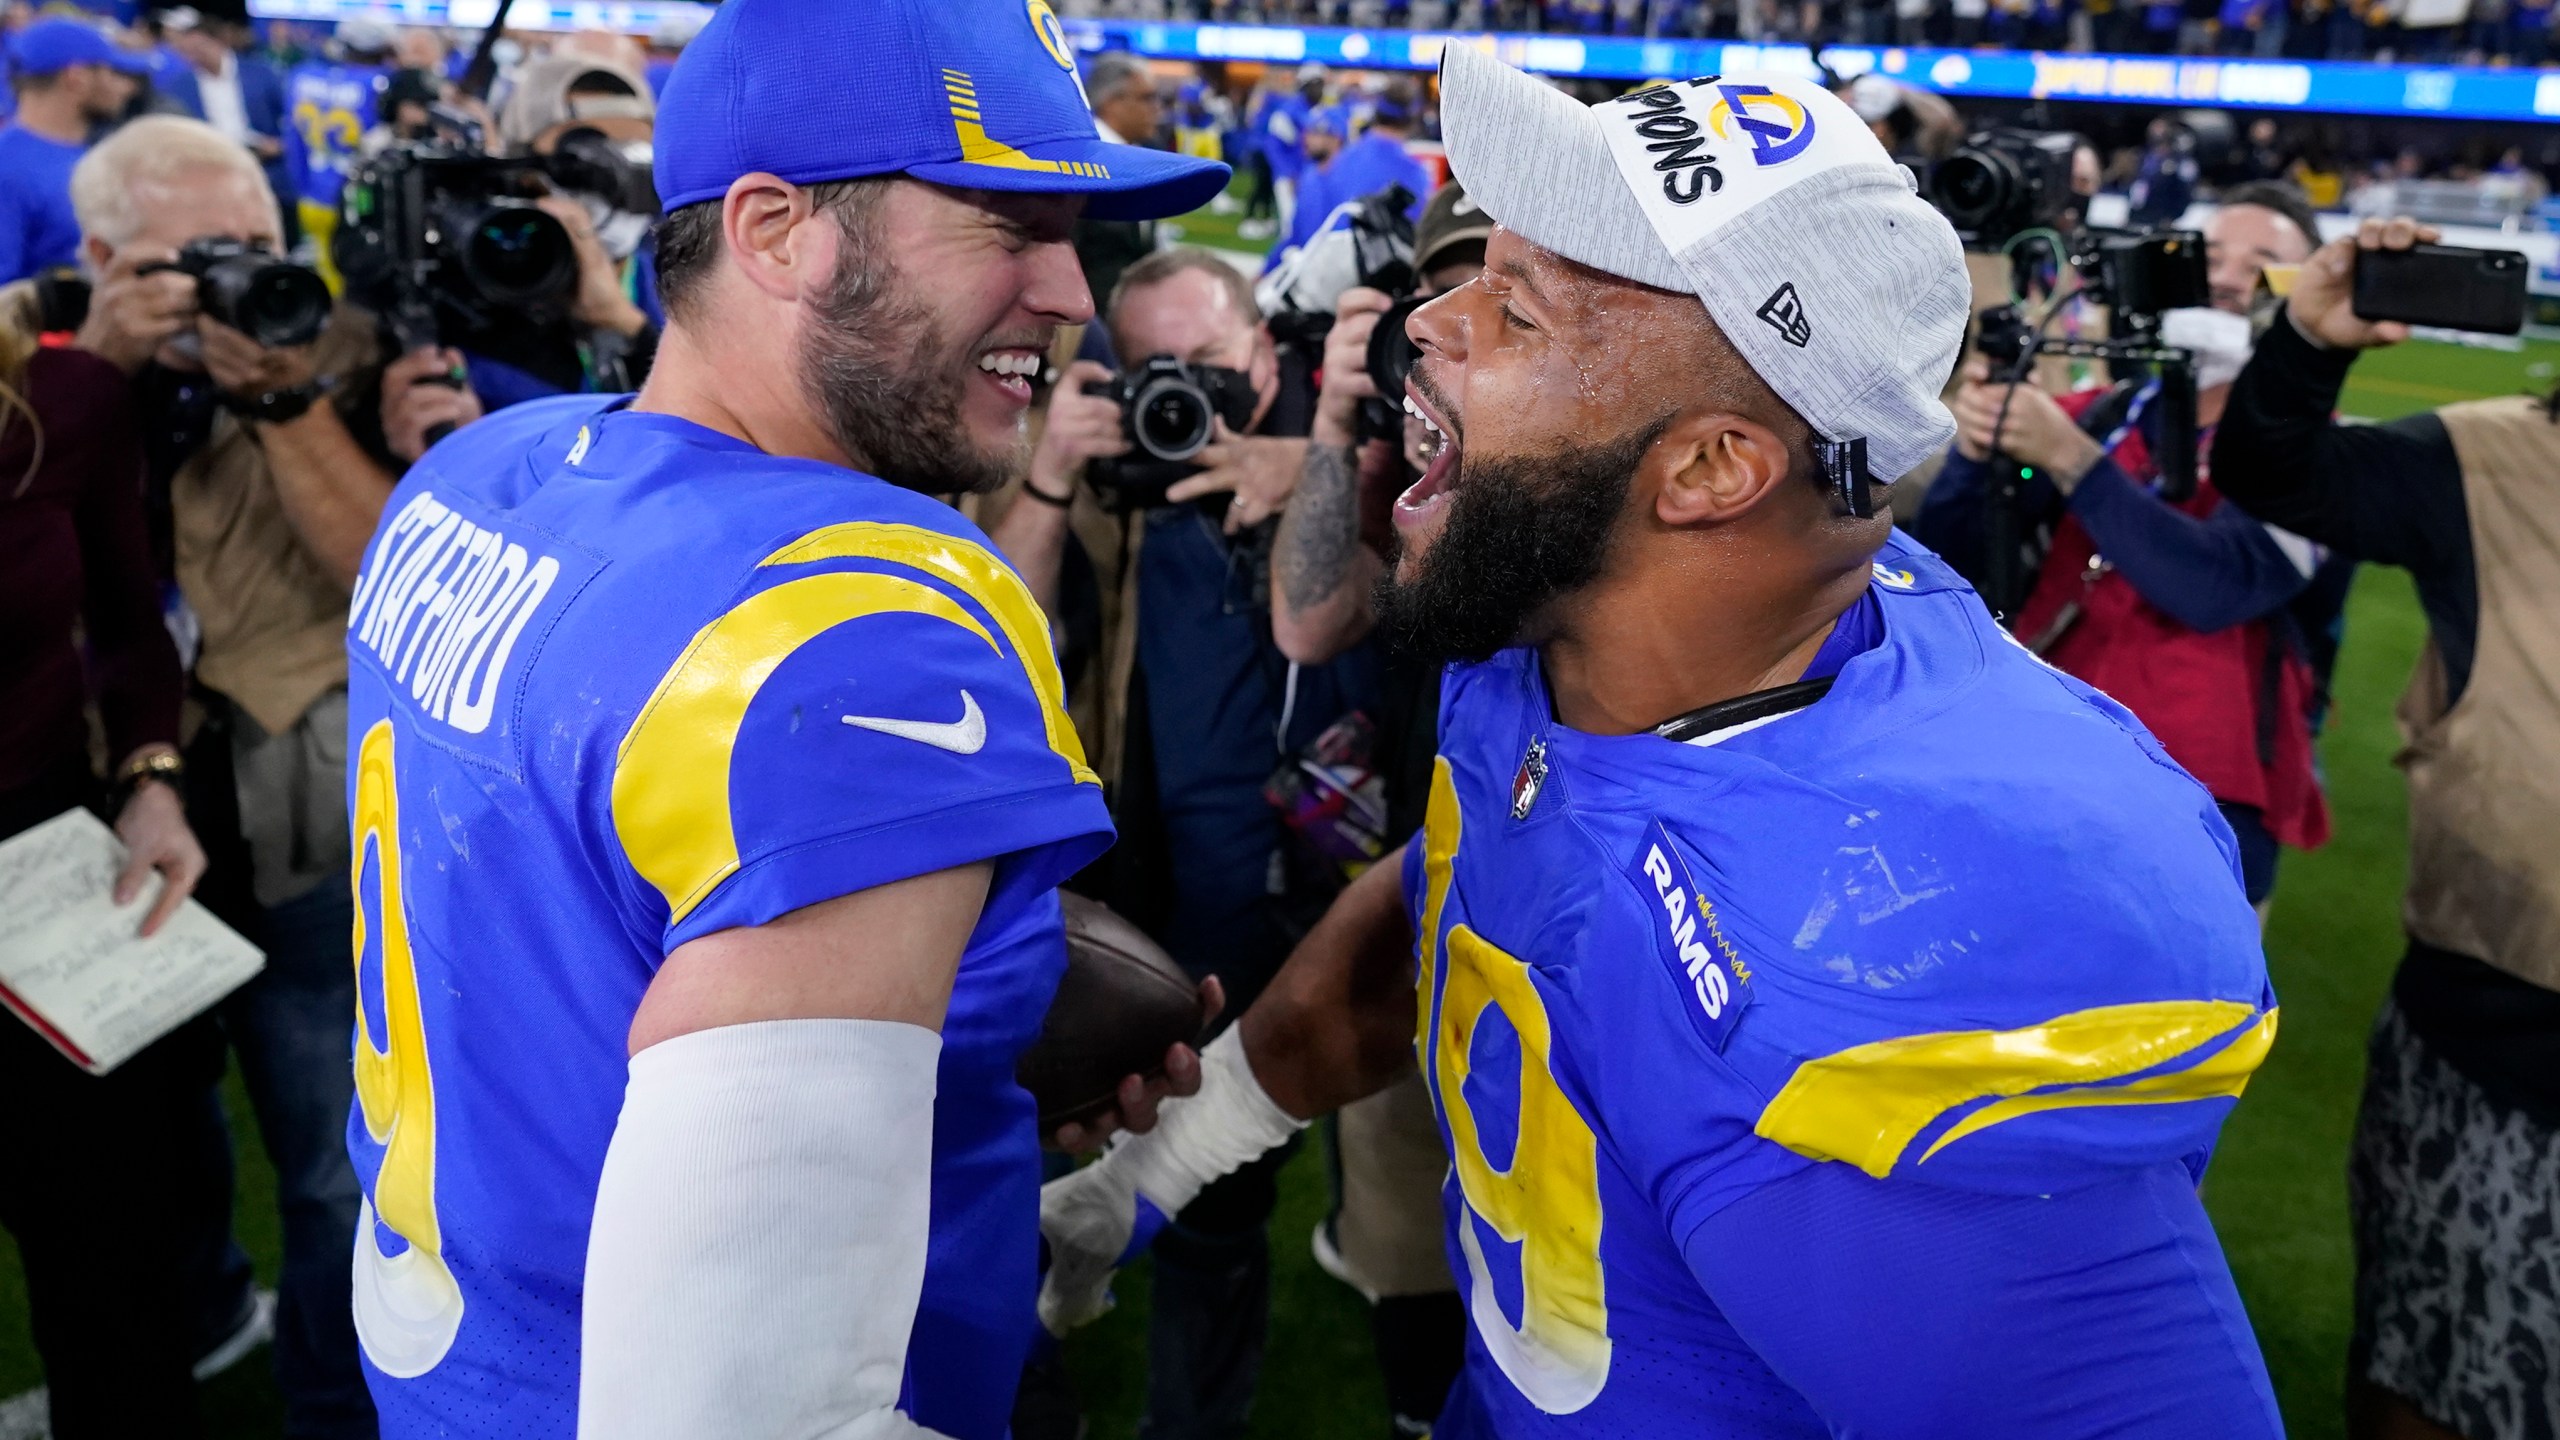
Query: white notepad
0 808 266 1075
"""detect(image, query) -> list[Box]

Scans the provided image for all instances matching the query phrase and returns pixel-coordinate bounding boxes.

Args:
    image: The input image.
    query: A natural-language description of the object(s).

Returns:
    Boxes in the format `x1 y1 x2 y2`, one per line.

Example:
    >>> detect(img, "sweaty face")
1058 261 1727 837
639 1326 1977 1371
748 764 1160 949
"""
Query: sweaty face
795 182 1088 495
1377 227 1707 663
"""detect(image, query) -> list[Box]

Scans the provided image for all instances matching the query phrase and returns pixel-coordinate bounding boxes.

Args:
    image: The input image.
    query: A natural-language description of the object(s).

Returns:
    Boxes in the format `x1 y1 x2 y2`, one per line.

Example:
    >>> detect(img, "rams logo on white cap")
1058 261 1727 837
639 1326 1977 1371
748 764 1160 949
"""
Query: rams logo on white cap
1705 83 1815 167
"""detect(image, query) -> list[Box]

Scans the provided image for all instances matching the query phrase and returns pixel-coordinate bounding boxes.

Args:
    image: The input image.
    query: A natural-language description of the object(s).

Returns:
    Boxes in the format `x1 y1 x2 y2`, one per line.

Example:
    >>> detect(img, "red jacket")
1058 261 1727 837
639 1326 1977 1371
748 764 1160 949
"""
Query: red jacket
2012 394 2330 851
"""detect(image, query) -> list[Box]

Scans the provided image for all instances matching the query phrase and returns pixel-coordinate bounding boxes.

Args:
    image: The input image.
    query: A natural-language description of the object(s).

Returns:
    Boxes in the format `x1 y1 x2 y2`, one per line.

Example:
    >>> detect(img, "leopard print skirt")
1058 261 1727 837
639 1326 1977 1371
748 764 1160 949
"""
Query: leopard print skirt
2350 1001 2560 1440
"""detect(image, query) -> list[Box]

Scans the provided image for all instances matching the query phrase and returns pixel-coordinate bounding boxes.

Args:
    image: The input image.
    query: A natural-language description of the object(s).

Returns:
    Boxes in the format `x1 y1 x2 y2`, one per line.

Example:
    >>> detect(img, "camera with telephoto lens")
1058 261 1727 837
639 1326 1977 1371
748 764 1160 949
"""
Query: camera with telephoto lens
1081 354 1263 510
1927 128 2081 249
333 138 604 350
143 237 332 349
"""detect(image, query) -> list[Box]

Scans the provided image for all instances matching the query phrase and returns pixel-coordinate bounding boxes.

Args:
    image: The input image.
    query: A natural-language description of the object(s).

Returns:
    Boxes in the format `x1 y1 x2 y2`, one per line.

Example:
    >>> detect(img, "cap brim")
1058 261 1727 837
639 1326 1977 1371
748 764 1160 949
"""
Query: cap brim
905 138 1228 223
1435 43 1685 293
1415 223 1493 275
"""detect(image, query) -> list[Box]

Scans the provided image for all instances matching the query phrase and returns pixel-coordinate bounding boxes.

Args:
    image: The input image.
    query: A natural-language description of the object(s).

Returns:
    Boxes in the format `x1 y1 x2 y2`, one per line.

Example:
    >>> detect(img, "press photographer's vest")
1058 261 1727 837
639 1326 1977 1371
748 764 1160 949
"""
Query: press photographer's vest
2401 397 2560 991
2013 393 2330 851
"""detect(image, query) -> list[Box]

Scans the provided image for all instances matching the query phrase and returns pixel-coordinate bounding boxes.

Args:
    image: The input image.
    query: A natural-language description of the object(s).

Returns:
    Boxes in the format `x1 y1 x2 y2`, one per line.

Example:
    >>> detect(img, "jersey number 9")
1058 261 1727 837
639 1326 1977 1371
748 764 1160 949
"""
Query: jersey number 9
350 720 466 1377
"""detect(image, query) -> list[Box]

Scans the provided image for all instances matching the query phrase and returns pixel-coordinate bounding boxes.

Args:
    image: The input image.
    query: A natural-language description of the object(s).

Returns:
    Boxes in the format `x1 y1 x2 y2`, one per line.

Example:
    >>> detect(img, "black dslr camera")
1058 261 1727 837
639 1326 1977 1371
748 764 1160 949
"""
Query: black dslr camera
145 237 333 348
1082 354 1262 510
1927 128 2081 249
334 138 613 349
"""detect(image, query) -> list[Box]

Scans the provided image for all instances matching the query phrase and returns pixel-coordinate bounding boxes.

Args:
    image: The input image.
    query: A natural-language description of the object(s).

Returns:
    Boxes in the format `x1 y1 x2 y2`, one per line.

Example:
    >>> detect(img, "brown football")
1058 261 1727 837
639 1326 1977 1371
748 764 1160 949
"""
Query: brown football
1019 893 1208 1132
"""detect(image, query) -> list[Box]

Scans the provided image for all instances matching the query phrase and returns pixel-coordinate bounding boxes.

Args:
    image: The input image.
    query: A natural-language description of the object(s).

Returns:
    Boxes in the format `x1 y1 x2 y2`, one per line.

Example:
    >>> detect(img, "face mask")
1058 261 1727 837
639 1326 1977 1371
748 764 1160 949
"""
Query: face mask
2159 305 2253 392
580 191 653 262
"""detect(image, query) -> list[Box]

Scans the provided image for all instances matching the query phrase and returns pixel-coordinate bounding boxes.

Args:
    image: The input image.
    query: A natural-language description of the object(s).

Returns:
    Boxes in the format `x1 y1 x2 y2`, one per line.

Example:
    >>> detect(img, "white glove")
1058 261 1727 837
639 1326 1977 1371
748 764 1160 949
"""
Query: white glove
1035 1029 1305 1336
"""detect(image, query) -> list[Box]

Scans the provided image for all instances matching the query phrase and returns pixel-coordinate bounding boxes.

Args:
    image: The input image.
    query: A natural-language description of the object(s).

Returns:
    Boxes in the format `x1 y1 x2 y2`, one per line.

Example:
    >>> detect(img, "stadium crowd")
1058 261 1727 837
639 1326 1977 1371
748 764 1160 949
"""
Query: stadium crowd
1066 0 2560 64
0 2 2554 1440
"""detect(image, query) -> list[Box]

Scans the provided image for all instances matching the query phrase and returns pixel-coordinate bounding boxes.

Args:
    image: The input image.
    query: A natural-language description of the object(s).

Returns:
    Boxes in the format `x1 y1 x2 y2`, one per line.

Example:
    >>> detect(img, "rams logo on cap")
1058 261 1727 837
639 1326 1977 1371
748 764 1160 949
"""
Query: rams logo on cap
1028 0 1075 70
1705 84 1815 167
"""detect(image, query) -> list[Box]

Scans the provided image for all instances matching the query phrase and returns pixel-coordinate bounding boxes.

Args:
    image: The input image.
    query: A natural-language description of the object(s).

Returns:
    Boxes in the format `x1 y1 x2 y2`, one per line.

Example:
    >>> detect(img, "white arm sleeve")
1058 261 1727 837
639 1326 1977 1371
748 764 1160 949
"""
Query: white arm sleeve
1037 1029 1307 1334
1115 1028 1307 1215
578 1018 952 1440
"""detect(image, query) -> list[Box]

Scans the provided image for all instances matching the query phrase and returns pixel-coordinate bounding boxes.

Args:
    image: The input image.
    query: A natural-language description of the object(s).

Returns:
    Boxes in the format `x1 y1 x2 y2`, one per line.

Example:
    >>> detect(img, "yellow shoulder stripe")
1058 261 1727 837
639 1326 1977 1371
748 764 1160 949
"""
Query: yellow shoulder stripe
614 521 1095 927
760 521 1095 789
1916 1007 2278 1164
1753 999 2274 1178
613 570 996 925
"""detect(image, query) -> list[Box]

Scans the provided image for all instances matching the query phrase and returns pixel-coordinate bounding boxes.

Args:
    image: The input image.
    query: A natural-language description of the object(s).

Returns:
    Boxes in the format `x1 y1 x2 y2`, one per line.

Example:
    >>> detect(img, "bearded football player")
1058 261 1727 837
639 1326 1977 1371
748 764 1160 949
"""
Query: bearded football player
1038 48 2286 1438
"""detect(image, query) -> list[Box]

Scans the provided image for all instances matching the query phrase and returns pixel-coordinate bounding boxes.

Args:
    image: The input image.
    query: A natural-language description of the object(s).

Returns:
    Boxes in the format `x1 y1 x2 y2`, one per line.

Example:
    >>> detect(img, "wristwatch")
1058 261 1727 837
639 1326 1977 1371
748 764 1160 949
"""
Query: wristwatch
112 749 187 809
231 378 327 425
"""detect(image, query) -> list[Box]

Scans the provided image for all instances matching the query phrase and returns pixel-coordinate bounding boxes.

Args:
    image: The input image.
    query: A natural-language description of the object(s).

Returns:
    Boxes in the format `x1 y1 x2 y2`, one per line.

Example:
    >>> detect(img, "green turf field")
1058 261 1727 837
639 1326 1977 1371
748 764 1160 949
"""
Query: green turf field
2 328 2548 1438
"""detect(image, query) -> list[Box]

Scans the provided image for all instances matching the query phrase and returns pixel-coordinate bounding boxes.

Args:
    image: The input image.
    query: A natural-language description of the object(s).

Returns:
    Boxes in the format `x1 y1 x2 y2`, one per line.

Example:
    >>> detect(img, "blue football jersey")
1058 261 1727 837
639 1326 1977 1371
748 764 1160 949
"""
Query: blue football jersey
284 60 383 211
342 396 1111 1439
1408 532 2278 1435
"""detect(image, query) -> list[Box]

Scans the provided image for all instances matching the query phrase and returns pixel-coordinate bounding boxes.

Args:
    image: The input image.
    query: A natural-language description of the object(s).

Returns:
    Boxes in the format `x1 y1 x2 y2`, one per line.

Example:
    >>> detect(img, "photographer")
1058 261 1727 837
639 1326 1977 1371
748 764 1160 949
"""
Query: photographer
1916 182 2334 908
461 52 662 408
2212 215 2560 1440
57 114 485 1440
992 245 1378 1440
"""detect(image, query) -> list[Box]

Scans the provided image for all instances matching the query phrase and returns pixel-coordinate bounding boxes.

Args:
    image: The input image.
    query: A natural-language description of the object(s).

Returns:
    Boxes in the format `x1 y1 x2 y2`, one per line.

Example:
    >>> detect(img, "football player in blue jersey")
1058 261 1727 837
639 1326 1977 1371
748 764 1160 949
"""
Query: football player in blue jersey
337 1 1225 1436
1040 49 2288 1438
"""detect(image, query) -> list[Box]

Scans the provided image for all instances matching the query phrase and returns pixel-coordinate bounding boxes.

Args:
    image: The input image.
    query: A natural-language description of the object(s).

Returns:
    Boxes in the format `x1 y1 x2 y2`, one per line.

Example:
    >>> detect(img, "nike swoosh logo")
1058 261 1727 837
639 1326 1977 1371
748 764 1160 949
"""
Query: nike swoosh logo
840 690 987 755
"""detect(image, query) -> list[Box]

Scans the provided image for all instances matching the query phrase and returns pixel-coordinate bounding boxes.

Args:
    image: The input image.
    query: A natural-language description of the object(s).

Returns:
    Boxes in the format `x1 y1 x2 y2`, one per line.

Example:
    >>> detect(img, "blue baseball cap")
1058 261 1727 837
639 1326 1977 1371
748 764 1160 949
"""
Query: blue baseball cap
12 18 149 77
654 0 1229 222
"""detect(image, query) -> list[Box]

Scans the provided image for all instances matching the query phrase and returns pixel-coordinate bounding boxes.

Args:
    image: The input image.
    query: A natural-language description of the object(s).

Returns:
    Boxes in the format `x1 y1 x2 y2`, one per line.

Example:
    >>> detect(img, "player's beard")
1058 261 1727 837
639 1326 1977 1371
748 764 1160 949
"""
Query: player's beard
1372 419 1662 664
796 232 1029 497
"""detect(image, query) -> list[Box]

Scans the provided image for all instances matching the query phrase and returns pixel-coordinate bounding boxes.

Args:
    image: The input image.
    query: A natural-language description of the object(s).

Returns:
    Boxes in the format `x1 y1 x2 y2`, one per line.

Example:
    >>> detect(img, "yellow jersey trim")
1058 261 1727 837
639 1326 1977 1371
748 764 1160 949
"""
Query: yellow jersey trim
759 521 1095 788
612 570 998 925
1754 999 2274 1178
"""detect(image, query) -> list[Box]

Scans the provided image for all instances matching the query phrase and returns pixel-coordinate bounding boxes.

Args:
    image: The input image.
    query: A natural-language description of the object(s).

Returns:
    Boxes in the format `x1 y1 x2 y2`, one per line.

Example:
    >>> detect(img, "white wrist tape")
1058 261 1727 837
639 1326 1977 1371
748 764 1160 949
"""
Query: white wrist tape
578 1018 954 1440
1114 1027 1308 1216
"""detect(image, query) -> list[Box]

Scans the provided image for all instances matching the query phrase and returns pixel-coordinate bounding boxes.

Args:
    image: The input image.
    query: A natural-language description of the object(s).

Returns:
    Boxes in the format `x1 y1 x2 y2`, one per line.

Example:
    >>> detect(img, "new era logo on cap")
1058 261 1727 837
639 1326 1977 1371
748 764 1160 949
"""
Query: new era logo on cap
1756 283 1811 348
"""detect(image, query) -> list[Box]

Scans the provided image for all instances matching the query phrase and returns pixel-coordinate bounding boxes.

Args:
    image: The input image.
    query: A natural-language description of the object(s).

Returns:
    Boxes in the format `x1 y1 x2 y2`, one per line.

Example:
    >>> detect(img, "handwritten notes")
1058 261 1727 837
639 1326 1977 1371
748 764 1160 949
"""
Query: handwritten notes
0 808 264 1075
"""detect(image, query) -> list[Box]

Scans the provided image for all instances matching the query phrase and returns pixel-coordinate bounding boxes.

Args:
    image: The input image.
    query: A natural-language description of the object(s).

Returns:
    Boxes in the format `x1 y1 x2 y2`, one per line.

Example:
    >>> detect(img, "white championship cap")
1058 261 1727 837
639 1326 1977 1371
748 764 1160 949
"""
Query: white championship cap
1436 44 1969 494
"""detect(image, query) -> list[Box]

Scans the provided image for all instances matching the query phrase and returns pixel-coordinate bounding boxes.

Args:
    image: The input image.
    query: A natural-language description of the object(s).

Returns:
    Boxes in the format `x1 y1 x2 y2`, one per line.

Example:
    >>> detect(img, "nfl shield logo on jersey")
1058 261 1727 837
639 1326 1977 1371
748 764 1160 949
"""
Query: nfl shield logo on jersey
1511 737 1549 820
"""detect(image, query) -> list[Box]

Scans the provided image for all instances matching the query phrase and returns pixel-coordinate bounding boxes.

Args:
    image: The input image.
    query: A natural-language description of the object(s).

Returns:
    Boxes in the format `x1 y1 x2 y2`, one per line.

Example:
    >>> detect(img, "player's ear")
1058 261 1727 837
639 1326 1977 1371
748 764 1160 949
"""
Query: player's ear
1651 410 1791 529
720 172 825 304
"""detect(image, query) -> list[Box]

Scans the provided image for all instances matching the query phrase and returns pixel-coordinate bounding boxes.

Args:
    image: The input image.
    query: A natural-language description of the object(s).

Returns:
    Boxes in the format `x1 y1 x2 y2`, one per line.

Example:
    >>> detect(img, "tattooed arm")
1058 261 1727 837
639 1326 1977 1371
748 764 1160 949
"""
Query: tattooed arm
1272 288 1392 665
1272 435 1383 664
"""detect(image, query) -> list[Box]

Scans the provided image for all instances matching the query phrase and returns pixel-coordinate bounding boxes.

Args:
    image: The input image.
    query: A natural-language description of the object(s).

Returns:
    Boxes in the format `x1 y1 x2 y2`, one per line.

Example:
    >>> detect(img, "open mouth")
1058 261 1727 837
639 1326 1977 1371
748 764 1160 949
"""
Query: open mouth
1394 388 1460 533
974 347 1042 405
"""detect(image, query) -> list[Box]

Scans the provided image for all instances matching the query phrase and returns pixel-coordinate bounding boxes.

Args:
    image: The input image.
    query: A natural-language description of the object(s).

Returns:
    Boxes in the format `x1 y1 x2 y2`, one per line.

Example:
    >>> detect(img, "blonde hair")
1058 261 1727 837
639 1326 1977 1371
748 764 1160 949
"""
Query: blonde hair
0 303 37 498
69 115 277 251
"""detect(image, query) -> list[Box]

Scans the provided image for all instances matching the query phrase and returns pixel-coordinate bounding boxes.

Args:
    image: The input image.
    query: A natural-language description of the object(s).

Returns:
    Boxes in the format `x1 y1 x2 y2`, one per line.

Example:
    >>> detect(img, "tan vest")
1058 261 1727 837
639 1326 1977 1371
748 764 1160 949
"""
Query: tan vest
2398 396 2560 991
173 305 381 736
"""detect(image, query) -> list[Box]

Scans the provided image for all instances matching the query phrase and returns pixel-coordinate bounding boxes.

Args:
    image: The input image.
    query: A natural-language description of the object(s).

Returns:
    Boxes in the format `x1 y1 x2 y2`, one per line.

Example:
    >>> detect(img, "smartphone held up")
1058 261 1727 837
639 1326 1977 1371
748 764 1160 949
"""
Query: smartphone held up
2350 243 2529 336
